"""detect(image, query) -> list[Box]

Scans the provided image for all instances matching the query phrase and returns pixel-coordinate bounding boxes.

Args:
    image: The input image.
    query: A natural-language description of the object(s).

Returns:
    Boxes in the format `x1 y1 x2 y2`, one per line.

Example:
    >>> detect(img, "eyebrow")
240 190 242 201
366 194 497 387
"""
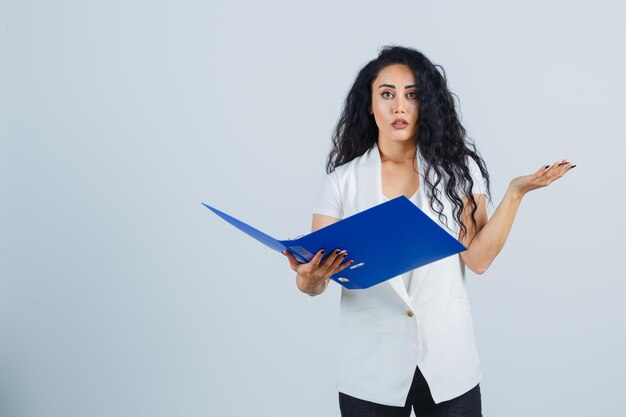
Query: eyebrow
378 83 417 89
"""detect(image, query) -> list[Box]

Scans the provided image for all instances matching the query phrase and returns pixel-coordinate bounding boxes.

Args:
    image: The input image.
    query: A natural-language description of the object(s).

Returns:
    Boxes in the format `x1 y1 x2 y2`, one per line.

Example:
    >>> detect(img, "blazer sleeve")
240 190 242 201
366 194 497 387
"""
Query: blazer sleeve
464 156 495 218
311 170 343 219
464 156 487 197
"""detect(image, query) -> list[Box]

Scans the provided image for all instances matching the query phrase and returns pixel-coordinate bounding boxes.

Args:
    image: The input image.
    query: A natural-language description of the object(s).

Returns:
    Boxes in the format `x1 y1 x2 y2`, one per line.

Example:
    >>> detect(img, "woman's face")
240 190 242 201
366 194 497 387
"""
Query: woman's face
369 64 419 143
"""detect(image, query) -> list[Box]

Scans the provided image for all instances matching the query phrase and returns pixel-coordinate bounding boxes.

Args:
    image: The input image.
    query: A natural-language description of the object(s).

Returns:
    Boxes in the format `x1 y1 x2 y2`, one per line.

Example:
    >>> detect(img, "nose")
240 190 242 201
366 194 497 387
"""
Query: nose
393 95 407 114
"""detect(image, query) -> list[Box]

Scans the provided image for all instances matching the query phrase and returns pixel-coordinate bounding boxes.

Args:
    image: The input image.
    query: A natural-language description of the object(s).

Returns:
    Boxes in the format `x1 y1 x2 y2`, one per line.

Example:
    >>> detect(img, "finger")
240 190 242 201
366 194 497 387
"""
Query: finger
547 160 559 170
548 159 570 181
560 160 576 171
332 256 354 275
282 250 301 270
335 259 354 274
538 163 551 176
329 250 348 271
322 248 344 271
556 159 570 170
552 159 574 179
544 160 562 176
558 160 572 177
310 248 326 266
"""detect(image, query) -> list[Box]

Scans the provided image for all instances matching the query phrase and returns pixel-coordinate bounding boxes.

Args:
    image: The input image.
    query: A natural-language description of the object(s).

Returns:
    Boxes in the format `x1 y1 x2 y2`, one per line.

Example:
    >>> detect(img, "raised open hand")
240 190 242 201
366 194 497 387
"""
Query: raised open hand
510 159 576 197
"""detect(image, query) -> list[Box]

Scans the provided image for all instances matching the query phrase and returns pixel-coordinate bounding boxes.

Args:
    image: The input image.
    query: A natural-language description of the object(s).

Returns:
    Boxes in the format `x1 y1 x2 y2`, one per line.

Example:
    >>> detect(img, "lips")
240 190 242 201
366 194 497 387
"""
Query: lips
392 118 408 126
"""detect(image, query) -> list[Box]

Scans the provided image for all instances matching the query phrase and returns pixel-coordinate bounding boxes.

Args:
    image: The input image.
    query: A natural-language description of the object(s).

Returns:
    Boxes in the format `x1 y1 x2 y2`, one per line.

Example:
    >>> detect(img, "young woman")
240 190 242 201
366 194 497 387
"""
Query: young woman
282 45 574 417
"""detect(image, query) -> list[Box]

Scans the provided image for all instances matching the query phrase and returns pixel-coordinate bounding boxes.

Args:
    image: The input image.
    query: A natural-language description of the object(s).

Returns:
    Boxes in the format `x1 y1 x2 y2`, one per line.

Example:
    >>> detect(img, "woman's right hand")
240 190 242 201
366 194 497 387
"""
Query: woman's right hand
282 248 353 296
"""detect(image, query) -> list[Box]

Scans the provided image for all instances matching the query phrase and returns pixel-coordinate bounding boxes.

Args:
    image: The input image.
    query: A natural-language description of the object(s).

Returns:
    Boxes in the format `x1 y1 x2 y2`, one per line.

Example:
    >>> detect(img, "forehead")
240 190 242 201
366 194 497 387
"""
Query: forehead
373 64 415 85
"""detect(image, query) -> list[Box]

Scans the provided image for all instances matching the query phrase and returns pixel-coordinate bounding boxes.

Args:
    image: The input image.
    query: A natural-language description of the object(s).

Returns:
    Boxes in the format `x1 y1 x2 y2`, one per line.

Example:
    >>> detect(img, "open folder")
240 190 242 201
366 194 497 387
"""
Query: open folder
202 196 466 290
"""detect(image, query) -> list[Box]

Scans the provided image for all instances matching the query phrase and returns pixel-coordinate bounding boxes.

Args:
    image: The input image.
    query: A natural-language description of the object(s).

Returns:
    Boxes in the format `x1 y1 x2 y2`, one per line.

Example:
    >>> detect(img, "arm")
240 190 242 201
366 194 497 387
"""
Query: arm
458 187 521 274
459 159 575 274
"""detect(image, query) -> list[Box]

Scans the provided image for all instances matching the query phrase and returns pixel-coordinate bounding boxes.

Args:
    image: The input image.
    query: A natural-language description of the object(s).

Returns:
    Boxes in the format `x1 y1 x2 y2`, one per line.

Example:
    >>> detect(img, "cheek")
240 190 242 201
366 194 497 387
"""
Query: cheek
371 103 387 121
373 100 388 112
411 106 420 123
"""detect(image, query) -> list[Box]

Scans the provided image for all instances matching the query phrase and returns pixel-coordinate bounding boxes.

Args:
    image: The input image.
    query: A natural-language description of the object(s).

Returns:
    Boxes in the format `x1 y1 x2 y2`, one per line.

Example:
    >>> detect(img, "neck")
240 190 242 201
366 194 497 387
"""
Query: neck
377 139 417 164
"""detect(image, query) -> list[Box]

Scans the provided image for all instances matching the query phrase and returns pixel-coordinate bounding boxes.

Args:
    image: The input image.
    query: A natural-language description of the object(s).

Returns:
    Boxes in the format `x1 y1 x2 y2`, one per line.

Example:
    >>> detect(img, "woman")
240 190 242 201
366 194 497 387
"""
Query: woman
282 45 574 417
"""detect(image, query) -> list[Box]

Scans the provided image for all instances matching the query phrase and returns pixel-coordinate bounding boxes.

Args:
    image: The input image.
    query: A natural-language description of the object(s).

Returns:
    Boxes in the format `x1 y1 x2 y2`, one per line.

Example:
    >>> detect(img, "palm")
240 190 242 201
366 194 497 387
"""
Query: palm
511 159 576 196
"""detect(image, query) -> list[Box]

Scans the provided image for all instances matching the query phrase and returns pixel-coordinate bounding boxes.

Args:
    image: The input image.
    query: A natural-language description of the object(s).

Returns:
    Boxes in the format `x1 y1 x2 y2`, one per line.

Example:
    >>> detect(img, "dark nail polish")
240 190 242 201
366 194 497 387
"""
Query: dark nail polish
545 165 550 169
335 249 340 254
571 165 576 168
557 163 562 166
321 249 326 254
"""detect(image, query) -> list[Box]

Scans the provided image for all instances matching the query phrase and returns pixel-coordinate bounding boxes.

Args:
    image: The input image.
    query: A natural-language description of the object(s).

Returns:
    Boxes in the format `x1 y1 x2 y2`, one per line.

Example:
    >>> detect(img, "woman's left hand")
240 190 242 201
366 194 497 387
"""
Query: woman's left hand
509 159 576 198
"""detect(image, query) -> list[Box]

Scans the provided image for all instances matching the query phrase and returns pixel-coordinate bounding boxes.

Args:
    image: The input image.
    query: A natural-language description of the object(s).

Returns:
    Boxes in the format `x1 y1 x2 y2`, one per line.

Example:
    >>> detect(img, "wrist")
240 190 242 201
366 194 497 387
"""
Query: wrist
296 273 320 296
506 184 525 202
297 275 327 297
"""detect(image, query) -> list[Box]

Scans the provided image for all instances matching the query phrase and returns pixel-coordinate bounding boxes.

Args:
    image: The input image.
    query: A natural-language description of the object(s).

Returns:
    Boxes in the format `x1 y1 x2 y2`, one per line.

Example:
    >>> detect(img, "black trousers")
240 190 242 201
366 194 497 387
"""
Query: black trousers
338 365 482 417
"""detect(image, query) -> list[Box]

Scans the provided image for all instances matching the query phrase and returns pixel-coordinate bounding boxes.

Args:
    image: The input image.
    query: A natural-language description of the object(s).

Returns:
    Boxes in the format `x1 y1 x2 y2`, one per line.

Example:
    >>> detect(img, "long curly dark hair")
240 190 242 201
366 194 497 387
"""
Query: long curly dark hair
326 45 493 240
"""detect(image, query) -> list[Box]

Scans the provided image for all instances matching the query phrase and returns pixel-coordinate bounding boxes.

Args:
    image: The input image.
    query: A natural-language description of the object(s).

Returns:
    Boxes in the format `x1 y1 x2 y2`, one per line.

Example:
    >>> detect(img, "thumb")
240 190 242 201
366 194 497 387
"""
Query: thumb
282 250 301 270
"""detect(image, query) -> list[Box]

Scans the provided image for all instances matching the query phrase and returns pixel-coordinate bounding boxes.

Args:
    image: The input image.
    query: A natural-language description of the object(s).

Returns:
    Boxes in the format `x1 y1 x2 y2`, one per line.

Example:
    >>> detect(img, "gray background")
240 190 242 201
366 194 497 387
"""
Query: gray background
1 1 624 416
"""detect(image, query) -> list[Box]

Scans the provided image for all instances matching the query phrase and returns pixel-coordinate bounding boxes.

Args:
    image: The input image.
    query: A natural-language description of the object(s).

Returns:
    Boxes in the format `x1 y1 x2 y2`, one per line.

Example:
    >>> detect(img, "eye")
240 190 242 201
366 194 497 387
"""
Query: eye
381 91 393 98
407 91 417 99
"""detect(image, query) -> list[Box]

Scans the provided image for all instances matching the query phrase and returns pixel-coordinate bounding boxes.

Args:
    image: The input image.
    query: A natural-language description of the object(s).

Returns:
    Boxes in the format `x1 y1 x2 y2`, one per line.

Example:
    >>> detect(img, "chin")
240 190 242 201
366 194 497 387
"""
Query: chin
389 134 415 142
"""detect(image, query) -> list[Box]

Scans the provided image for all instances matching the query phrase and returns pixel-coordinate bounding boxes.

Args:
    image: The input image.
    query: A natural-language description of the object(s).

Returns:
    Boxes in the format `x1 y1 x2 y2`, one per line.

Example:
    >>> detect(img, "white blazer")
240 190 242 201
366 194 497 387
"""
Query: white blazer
318 142 485 406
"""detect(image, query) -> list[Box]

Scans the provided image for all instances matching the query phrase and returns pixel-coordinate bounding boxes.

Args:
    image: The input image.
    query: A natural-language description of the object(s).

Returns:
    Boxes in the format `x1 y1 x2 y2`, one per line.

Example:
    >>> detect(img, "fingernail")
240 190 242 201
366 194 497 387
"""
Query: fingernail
545 165 550 169
571 165 576 168
321 249 326 254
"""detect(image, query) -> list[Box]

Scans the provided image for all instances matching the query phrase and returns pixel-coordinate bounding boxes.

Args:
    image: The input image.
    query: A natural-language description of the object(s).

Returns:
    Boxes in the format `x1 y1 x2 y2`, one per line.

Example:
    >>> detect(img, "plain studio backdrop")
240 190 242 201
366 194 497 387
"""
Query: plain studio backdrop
1 1 624 416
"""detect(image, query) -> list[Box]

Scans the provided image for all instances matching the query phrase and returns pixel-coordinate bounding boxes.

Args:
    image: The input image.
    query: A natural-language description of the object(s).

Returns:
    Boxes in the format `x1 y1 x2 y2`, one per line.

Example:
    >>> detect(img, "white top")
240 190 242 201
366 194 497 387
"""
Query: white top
382 190 422 293
310 143 489 406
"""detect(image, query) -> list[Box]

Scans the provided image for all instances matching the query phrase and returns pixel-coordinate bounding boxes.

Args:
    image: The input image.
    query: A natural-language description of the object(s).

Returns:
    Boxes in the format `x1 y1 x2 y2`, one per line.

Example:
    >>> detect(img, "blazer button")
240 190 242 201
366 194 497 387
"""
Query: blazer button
406 310 414 317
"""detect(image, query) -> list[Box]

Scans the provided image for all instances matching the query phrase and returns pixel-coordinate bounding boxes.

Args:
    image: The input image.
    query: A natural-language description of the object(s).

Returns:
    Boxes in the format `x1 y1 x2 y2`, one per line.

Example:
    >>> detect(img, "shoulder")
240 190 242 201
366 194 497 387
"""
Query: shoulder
314 153 365 211
331 152 366 181
464 154 483 175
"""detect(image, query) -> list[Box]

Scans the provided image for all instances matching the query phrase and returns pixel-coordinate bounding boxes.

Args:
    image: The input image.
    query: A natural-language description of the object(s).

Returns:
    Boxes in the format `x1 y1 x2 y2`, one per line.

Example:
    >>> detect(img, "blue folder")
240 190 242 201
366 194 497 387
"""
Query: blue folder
201 196 467 290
